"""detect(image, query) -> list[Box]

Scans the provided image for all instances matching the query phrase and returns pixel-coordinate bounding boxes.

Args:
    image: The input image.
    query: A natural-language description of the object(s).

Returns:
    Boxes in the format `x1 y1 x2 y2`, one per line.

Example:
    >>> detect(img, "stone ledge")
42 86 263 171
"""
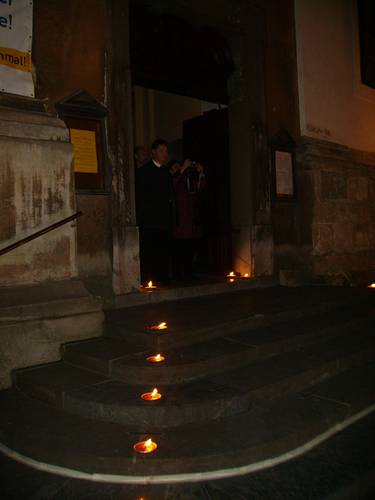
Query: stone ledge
0 279 104 390
105 276 278 310
297 136 375 170
0 280 101 321
0 107 68 142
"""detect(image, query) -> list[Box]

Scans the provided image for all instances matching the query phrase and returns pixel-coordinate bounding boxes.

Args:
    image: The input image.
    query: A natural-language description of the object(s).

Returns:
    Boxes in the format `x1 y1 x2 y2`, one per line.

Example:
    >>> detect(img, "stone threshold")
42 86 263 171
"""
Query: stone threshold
104 275 278 310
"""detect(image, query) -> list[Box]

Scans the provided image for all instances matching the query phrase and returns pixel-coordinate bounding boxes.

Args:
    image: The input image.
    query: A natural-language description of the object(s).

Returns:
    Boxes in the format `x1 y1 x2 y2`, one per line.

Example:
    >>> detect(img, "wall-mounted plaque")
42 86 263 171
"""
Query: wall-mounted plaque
56 90 108 193
270 131 296 201
70 129 98 174
65 116 103 190
275 150 294 197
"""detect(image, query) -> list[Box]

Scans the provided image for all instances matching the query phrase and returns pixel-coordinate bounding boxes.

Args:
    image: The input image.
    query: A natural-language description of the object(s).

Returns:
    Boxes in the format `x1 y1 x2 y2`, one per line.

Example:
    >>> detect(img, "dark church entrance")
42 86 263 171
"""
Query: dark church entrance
183 108 231 275
130 3 234 282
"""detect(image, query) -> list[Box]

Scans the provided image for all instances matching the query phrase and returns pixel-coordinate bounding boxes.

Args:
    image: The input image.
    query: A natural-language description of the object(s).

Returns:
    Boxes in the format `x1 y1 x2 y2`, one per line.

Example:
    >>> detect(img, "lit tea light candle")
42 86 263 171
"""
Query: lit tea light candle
141 387 162 401
227 271 236 278
368 283 375 288
244 273 250 278
148 322 168 331
133 438 157 454
147 353 165 363
144 280 157 290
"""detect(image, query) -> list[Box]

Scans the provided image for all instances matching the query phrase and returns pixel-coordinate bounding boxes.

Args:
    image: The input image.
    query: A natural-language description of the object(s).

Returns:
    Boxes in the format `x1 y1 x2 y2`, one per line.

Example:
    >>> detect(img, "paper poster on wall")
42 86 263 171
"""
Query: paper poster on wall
0 0 34 97
275 150 294 197
70 129 99 174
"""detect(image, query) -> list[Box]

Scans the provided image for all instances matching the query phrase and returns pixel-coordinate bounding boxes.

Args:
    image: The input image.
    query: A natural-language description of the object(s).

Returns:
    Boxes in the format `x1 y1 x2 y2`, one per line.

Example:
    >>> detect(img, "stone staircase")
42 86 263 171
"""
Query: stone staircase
0 286 374 483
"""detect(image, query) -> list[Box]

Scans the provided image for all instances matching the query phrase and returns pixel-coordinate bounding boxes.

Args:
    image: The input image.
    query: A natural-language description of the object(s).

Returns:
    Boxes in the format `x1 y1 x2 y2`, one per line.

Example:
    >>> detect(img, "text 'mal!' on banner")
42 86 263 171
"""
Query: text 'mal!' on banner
0 0 34 97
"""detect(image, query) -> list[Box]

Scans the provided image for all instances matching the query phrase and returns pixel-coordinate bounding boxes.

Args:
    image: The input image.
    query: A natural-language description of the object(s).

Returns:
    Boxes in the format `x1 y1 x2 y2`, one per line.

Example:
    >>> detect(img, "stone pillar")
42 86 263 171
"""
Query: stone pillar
228 3 273 278
106 0 140 294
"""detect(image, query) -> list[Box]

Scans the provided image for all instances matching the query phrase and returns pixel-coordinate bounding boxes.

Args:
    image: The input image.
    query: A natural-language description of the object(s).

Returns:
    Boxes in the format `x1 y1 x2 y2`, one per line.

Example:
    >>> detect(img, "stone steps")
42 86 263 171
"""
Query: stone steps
62 308 370 384
104 286 370 352
14 314 374 428
110 314 372 385
1 363 375 479
2 286 375 482
65 327 374 429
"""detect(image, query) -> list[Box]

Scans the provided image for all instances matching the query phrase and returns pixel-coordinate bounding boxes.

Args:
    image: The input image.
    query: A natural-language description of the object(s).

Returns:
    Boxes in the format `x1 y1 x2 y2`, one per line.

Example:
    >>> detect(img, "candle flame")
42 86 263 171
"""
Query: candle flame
228 271 235 277
134 437 157 453
369 283 375 288
229 278 235 283
149 322 168 331
147 353 165 363
244 273 249 277
147 281 153 287
151 388 158 397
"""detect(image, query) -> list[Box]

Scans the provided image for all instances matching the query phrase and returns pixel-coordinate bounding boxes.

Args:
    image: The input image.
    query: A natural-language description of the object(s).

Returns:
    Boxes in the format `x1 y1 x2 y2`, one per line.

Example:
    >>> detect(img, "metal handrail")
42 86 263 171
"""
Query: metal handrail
0 211 82 257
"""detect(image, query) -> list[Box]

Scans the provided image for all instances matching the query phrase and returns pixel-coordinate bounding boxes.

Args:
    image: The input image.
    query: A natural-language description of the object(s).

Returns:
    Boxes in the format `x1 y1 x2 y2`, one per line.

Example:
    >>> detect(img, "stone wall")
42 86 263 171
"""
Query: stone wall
298 137 375 280
0 108 76 286
294 0 375 153
34 0 114 288
34 0 106 109
0 107 104 388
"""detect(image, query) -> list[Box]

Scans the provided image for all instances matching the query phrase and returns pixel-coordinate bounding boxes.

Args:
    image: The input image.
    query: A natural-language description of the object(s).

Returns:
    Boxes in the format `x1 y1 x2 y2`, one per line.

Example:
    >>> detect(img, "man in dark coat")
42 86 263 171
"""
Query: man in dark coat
136 138 173 284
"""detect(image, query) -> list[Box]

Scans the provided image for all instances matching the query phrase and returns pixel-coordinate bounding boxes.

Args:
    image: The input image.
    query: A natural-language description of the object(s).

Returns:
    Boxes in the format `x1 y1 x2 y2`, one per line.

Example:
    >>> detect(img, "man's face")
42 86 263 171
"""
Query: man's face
152 144 169 166
136 147 149 166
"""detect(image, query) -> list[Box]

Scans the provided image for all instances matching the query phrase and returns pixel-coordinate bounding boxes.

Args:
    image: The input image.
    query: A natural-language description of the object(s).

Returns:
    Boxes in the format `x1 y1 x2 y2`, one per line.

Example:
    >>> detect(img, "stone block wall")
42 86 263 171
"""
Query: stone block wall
0 108 76 286
298 137 375 280
0 107 104 388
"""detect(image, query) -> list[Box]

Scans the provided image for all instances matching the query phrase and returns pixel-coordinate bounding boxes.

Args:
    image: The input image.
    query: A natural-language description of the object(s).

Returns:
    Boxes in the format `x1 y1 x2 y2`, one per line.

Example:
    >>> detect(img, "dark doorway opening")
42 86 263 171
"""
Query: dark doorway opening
130 3 234 283
133 88 231 280
183 109 231 275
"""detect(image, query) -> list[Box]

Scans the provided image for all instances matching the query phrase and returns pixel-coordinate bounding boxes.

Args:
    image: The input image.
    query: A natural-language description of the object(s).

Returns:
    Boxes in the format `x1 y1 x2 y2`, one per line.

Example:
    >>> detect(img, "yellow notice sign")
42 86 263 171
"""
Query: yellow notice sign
70 129 98 174
0 47 32 72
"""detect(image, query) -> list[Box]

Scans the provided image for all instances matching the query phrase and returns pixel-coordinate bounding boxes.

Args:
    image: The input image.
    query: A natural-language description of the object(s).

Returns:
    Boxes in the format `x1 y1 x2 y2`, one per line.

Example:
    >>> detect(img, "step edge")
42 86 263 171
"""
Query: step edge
0 403 374 484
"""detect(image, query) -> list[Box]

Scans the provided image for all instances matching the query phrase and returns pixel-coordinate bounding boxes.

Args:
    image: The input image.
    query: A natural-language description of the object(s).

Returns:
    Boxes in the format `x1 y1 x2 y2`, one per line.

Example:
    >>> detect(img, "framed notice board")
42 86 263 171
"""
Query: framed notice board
65 116 104 191
270 131 296 201
56 90 108 193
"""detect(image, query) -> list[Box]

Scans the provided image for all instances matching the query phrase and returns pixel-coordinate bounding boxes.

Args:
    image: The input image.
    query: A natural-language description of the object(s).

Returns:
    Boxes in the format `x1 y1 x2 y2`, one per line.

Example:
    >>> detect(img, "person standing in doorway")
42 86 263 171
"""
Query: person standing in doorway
134 145 150 168
136 139 173 284
171 159 207 280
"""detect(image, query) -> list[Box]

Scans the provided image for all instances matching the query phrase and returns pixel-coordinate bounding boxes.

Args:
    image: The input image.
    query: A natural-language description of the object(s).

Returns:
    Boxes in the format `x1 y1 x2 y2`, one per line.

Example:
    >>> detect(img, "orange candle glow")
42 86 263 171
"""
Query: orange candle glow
141 388 162 401
244 273 250 278
147 353 165 363
144 280 157 290
368 283 375 288
149 322 168 331
133 438 157 454
227 271 236 278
